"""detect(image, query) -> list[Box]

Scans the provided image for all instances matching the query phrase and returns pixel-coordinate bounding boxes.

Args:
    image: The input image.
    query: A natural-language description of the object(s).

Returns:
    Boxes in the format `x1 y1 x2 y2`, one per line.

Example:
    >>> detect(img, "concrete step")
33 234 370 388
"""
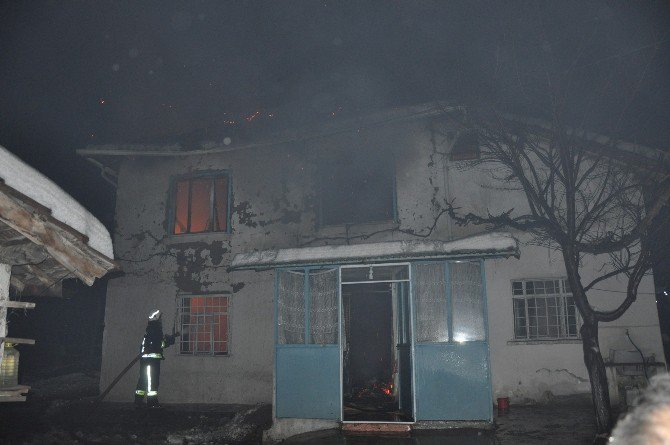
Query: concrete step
341 423 411 436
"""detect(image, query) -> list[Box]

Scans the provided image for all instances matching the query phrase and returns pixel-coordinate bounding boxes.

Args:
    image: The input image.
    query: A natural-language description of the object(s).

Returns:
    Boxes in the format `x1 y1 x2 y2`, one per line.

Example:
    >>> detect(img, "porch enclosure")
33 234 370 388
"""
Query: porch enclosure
275 268 340 419
274 260 492 422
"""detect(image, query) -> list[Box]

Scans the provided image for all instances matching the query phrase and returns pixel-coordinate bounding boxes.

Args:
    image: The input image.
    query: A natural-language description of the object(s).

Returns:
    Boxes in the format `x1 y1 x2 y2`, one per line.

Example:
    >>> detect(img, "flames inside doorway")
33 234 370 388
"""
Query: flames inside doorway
342 279 413 422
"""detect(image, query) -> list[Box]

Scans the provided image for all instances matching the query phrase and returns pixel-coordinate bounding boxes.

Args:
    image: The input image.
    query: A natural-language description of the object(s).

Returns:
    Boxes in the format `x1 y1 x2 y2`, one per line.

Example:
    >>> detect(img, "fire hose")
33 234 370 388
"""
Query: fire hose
95 353 142 405
95 331 180 405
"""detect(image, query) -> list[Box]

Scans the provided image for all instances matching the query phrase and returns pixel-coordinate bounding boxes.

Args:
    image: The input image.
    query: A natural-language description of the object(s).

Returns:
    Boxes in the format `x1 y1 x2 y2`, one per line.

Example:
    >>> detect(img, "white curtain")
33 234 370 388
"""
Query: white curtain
309 269 338 344
413 263 448 342
450 261 485 342
278 270 305 344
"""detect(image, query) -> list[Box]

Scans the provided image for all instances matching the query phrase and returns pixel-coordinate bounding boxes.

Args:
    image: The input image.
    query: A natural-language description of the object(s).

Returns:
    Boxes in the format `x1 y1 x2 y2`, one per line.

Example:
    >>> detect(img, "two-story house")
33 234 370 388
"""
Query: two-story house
79 103 665 440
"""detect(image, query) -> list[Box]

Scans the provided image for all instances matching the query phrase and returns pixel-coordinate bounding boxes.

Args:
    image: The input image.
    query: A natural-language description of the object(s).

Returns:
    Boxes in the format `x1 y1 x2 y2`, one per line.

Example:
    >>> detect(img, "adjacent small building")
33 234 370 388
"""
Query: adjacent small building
0 145 117 401
80 103 666 439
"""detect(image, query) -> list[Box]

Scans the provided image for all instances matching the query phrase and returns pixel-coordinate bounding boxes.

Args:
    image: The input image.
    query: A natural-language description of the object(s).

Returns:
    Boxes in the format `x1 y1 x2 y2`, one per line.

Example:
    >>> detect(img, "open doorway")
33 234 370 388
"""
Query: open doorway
341 264 413 422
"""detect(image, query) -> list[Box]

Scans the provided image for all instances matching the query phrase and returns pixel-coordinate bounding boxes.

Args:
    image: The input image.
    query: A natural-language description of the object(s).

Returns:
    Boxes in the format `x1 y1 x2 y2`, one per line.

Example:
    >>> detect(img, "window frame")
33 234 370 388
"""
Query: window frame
177 293 230 357
168 171 232 236
316 151 398 227
511 278 580 341
449 130 481 161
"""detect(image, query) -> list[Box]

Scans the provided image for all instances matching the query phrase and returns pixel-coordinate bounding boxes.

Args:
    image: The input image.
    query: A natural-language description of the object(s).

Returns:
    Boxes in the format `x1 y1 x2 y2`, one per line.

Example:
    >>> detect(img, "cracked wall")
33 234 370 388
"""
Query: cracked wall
486 236 663 405
99 114 665 406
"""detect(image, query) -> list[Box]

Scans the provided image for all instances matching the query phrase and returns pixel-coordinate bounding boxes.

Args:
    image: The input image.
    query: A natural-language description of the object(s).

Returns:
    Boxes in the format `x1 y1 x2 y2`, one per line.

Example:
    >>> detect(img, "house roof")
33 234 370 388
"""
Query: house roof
78 101 669 173
230 231 519 270
77 102 459 158
0 146 117 295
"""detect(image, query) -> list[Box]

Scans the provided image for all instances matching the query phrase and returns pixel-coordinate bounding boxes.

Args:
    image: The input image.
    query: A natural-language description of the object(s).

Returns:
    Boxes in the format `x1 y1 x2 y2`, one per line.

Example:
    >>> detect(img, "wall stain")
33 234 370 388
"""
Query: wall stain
232 282 246 293
209 240 227 265
535 368 589 383
234 201 258 228
257 208 302 227
168 241 229 293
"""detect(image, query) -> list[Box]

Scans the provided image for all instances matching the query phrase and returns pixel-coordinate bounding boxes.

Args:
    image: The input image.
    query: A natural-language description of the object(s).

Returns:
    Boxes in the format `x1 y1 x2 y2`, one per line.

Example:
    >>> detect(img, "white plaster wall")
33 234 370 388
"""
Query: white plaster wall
100 113 664 407
442 141 665 404
101 147 300 403
0 264 10 372
485 236 664 404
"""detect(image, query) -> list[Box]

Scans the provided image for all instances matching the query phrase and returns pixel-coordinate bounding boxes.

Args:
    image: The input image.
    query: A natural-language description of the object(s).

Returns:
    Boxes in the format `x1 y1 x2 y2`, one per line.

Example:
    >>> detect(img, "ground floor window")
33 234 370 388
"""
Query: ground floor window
512 279 578 340
179 295 229 355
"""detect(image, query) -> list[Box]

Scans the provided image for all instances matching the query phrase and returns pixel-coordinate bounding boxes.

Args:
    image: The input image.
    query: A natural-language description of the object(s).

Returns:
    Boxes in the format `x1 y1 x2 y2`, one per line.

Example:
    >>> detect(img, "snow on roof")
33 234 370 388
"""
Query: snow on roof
231 232 519 270
0 145 113 258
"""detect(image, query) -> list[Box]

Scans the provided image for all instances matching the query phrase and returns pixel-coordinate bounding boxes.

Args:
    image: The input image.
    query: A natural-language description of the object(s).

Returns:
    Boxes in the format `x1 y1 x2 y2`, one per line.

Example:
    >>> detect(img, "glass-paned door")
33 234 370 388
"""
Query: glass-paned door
275 268 340 419
412 261 492 421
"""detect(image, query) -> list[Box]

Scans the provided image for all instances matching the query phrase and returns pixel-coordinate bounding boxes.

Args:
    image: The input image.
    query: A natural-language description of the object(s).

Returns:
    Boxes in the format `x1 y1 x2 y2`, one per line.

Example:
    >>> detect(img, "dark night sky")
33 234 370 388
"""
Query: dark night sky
1 1 669 228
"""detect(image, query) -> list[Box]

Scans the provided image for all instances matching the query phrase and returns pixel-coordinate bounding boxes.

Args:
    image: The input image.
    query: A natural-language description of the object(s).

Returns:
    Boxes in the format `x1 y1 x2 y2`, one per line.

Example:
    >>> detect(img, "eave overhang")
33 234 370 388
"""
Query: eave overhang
0 180 118 295
231 232 519 271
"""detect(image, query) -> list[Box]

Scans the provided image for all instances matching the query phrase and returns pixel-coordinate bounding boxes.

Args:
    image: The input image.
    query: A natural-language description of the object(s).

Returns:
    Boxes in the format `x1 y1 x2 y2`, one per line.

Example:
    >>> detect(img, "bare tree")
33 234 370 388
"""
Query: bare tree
431 2 670 434
444 110 670 433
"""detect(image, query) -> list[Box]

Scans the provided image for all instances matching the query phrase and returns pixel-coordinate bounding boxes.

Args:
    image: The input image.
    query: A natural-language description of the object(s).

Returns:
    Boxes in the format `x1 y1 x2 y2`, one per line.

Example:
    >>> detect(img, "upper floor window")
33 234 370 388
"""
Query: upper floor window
512 278 579 341
450 130 480 161
172 173 230 235
318 147 395 226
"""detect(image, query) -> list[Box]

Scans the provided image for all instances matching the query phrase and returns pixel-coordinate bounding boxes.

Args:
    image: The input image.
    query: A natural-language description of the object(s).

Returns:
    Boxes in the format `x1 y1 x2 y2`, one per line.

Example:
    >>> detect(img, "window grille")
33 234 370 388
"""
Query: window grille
512 279 579 340
179 295 229 355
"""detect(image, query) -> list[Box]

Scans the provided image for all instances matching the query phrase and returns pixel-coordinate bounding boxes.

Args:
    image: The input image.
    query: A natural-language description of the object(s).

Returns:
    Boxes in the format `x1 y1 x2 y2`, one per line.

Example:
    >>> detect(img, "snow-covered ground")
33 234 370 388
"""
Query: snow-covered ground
0 145 113 258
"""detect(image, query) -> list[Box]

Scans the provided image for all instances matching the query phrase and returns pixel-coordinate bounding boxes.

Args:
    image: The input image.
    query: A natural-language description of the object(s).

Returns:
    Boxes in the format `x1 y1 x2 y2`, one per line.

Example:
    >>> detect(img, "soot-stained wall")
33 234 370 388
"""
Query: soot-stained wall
100 117 456 403
99 114 664 406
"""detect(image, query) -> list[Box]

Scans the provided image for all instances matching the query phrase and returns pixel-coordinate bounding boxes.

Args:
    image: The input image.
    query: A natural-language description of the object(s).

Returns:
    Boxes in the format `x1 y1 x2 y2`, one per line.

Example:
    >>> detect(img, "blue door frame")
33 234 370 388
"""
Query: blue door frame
274 267 341 419
412 260 493 421
273 260 492 422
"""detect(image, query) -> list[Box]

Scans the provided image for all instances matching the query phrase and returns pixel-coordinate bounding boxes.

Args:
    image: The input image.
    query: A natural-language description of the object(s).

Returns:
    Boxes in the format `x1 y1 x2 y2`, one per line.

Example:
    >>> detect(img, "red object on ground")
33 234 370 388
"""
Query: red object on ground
497 397 510 412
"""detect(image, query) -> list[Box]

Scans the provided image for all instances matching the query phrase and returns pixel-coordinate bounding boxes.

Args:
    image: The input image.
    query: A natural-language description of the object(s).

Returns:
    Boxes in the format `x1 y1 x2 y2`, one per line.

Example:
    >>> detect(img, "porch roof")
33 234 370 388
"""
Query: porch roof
230 232 519 270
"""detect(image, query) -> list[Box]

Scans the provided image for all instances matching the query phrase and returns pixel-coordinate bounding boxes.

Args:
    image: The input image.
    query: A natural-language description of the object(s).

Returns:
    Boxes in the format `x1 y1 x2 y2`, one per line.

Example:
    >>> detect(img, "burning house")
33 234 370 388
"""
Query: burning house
79 103 665 439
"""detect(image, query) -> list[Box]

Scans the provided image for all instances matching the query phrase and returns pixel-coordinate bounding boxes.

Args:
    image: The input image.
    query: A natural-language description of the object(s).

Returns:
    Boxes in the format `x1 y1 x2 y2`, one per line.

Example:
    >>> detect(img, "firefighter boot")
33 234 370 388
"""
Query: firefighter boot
147 396 161 408
134 394 144 409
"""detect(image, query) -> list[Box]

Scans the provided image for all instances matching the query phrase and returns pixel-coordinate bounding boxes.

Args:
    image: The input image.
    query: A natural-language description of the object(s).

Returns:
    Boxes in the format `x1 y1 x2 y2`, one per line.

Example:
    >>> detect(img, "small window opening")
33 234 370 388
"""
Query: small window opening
450 131 480 161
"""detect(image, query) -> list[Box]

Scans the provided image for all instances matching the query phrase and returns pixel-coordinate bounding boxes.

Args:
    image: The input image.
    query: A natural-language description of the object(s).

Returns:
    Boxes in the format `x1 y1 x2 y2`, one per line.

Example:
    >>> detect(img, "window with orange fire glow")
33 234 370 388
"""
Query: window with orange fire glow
173 174 229 234
178 295 228 355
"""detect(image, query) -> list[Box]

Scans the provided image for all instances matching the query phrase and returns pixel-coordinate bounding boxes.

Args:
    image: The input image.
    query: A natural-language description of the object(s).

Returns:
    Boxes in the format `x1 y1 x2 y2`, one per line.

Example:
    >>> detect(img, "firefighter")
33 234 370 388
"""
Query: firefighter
134 309 179 408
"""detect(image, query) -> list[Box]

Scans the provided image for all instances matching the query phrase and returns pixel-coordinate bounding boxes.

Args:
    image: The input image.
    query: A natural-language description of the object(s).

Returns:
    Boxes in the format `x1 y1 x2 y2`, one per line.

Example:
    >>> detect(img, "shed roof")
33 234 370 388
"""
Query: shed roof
230 231 519 270
0 146 117 295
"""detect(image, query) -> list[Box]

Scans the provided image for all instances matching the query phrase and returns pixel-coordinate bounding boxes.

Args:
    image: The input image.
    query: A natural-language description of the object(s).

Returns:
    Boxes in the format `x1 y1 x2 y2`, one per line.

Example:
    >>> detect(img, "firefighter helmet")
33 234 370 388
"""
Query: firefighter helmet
148 309 161 321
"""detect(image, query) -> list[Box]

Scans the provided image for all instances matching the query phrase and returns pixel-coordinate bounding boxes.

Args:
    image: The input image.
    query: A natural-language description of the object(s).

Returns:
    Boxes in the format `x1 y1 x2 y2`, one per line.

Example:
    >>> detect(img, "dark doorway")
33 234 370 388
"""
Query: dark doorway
342 280 413 422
